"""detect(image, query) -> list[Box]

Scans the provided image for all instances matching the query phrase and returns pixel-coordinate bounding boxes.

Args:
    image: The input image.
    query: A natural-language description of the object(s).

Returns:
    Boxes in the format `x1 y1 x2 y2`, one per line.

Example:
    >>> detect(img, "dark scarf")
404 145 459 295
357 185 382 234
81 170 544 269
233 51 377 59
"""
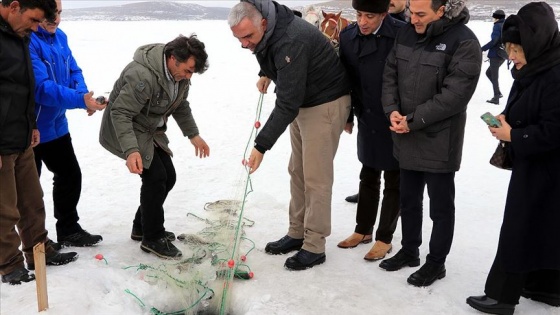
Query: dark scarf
512 46 560 80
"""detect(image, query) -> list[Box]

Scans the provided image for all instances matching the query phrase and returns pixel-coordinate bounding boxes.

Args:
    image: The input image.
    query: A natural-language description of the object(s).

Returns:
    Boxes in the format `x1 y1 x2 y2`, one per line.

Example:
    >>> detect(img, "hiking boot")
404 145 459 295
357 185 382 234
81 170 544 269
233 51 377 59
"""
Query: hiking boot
1 267 35 285
466 295 515 315
45 239 62 251
58 230 103 247
521 289 560 307
345 193 358 203
486 96 500 105
264 235 303 255
131 226 176 242
407 261 446 287
284 249 326 271
337 233 372 249
27 249 79 270
364 241 392 261
379 249 420 271
141 237 182 259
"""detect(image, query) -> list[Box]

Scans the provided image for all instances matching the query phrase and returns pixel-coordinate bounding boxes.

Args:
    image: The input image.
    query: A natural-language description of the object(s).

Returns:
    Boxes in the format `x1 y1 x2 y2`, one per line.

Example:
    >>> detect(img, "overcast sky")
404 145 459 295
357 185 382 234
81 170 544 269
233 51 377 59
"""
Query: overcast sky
63 0 330 9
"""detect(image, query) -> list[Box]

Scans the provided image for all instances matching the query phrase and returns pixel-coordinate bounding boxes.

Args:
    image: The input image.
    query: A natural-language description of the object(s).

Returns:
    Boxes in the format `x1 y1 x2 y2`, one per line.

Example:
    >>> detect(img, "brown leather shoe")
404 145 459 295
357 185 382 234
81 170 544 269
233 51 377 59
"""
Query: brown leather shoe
364 241 392 261
337 233 372 248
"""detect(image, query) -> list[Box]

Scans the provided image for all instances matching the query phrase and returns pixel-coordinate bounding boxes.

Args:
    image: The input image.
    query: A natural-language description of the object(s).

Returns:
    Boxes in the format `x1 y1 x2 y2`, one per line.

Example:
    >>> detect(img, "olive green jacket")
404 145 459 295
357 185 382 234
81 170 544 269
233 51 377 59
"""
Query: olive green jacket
99 44 199 168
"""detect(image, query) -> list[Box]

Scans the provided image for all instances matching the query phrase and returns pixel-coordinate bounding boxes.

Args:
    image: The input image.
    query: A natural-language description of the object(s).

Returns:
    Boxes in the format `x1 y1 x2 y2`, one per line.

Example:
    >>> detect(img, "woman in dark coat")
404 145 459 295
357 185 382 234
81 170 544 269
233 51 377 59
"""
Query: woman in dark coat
467 2 560 315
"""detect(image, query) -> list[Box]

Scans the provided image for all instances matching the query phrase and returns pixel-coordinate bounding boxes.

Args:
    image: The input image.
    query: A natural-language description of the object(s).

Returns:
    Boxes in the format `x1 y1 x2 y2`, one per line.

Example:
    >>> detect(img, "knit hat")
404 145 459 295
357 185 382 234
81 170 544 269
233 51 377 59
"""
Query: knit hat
352 0 390 13
492 9 505 19
501 24 521 45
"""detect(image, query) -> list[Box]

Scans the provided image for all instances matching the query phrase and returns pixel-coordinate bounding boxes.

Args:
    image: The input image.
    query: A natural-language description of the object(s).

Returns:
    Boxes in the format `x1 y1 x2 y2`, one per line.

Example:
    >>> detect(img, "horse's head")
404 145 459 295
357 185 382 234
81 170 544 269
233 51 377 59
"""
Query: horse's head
320 11 349 44
303 5 322 28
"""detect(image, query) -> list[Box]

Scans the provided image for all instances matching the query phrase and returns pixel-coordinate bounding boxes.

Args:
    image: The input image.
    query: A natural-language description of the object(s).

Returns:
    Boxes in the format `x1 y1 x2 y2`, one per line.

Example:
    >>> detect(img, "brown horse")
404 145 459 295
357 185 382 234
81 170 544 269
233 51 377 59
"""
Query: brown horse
320 11 350 47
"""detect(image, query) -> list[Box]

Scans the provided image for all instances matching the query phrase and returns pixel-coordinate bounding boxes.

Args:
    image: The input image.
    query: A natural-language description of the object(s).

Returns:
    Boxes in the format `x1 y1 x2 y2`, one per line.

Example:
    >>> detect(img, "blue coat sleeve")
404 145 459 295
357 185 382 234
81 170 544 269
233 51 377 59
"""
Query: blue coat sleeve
30 32 88 110
481 23 501 52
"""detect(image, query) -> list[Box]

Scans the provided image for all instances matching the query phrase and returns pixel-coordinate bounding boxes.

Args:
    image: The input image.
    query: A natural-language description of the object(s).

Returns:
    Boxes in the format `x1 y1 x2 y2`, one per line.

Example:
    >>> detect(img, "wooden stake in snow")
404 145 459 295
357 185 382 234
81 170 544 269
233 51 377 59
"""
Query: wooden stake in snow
33 242 48 312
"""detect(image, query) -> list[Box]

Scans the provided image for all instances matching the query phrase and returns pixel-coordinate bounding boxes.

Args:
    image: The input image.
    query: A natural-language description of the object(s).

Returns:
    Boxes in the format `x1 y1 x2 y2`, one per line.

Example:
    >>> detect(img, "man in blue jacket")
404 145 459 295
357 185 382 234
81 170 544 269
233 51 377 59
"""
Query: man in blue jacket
481 9 506 105
30 0 106 247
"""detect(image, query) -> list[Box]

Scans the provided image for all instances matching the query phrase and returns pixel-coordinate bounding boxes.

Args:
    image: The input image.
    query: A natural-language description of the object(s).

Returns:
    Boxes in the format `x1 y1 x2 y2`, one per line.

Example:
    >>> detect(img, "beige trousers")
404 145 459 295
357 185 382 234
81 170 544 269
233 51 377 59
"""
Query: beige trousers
287 94 350 253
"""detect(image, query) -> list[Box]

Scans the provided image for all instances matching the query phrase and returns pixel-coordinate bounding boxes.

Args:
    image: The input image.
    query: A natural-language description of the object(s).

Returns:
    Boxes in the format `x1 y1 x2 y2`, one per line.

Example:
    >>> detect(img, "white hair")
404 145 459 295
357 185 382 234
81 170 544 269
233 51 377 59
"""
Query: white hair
228 2 263 28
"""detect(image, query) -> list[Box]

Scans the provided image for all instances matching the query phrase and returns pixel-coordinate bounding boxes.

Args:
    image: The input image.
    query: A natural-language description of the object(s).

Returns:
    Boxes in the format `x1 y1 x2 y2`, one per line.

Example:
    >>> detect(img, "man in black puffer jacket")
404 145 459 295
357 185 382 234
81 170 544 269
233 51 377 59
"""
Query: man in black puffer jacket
228 0 351 271
380 0 482 287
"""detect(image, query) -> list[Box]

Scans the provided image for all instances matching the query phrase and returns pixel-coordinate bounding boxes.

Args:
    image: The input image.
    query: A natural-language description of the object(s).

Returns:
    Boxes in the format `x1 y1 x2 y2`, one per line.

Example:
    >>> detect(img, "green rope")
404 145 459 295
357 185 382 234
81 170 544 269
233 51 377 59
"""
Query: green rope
219 93 264 314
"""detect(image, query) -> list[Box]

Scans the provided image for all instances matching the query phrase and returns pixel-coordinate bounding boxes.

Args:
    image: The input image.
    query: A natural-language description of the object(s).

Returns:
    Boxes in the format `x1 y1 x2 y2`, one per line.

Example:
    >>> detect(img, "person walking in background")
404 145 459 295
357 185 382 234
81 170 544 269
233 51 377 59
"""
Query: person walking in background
30 0 105 247
481 9 507 105
228 0 351 270
100 34 210 260
467 2 560 314
379 0 481 287
0 0 78 285
337 0 404 262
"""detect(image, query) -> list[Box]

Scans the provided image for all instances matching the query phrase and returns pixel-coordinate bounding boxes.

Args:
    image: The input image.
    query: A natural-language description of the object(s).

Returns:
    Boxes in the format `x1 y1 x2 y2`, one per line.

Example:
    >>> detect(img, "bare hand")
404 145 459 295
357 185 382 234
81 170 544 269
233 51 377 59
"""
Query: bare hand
388 111 410 134
86 108 96 116
257 76 272 94
126 151 143 174
84 91 107 112
31 129 40 147
489 115 512 142
344 122 353 134
189 135 210 158
247 148 264 174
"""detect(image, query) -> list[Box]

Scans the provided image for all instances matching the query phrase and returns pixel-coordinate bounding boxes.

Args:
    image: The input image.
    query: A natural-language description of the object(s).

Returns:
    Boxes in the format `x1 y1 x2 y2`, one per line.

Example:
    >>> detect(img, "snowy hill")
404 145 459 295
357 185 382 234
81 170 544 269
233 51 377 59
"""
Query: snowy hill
63 0 560 21
63 1 230 21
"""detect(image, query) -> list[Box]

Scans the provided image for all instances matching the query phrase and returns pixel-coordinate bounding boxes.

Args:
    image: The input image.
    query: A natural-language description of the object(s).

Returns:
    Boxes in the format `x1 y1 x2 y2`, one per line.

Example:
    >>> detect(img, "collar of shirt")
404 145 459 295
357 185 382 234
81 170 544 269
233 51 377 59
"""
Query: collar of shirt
163 54 173 82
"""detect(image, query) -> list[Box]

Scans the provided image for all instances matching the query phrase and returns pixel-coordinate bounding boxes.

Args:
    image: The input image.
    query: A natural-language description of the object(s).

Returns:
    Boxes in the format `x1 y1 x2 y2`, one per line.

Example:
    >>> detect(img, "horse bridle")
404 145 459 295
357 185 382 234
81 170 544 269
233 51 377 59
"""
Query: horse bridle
322 17 345 45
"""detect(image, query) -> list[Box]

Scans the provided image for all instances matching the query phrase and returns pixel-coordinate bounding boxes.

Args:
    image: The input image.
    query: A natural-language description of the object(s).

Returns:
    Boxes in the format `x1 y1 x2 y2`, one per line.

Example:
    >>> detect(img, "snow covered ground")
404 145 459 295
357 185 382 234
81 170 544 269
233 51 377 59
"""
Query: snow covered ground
1 18 558 315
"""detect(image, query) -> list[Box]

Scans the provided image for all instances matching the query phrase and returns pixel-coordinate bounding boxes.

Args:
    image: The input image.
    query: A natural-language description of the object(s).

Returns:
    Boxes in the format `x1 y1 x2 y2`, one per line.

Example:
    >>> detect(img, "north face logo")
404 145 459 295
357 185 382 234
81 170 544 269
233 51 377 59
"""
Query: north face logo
435 43 447 51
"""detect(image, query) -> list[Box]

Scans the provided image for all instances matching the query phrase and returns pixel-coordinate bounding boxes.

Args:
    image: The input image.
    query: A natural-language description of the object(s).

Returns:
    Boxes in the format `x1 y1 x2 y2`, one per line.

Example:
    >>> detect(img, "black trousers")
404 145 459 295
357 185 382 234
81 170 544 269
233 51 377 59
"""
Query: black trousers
485 251 560 304
399 169 455 265
486 57 505 97
33 133 83 239
355 165 400 244
133 146 176 241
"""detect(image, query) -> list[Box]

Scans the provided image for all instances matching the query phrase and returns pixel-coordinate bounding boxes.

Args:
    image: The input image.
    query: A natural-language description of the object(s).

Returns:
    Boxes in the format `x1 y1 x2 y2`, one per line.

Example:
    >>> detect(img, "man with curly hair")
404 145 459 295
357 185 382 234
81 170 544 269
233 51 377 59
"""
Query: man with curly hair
100 35 210 259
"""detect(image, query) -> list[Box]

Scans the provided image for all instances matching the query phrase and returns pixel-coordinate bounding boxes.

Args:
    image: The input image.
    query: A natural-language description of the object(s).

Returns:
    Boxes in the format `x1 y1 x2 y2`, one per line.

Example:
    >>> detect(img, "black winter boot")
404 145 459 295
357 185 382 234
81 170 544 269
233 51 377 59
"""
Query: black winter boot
141 237 182 259
486 96 500 104
1 267 35 285
284 249 326 270
264 235 303 255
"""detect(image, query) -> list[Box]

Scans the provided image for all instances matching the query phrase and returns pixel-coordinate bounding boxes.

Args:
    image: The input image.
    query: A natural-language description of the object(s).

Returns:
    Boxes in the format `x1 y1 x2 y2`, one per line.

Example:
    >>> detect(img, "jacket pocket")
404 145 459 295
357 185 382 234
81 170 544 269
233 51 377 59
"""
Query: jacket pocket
420 54 447 95
412 120 451 162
